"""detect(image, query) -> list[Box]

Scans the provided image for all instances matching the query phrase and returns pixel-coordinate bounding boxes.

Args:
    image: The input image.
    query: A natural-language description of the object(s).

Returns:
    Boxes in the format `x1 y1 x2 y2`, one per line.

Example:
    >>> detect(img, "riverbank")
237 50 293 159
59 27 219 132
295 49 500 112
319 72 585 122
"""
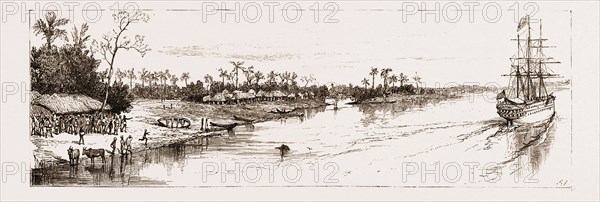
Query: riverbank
353 93 461 104
31 98 327 167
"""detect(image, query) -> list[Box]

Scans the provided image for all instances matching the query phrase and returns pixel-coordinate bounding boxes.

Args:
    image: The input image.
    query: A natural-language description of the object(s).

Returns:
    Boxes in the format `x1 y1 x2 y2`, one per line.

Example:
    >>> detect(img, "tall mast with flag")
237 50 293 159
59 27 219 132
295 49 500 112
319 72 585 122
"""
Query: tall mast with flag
496 15 560 126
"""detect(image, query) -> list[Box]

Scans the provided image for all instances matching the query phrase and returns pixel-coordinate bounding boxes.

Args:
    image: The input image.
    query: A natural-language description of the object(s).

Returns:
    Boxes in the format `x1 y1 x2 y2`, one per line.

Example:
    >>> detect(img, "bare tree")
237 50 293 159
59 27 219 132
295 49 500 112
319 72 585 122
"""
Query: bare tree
93 9 150 111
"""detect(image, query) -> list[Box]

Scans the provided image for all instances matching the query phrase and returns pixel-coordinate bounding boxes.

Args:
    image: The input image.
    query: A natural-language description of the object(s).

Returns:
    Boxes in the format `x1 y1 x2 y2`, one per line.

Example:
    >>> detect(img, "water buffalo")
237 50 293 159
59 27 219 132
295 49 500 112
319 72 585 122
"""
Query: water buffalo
82 147 105 164
67 146 80 165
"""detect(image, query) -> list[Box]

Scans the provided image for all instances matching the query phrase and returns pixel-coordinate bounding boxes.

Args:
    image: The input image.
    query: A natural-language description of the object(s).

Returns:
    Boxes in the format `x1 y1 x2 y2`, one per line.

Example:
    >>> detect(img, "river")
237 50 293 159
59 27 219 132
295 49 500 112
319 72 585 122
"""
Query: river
32 89 571 188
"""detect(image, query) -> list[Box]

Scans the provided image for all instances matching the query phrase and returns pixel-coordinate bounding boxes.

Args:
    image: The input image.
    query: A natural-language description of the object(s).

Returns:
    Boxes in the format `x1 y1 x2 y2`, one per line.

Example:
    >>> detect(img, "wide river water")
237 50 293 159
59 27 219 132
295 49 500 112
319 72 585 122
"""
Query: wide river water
32 89 572 188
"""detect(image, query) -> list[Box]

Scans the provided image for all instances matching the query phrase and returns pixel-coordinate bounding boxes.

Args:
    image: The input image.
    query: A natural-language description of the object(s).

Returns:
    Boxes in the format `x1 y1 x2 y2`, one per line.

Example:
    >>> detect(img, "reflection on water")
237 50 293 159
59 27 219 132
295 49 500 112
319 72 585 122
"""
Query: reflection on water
31 91 569 187
502 116 556 176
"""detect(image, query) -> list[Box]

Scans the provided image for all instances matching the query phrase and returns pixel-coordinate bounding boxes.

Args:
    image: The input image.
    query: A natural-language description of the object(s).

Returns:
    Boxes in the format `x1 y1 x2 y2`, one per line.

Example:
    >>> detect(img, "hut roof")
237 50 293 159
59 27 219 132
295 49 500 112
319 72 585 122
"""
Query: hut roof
256 90 266 97
222 89 230 94
265 91 274 98
30 91 41 102
212 93 226 102
273 91 287 97
287 93 296 98
202 95 212 102
33 93 110 114
31 104 52 115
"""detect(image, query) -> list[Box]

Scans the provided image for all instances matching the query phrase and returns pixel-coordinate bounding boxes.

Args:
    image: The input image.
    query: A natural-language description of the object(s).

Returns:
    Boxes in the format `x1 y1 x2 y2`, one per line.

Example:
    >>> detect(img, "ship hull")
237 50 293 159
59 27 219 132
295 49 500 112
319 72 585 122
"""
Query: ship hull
497 96 555 125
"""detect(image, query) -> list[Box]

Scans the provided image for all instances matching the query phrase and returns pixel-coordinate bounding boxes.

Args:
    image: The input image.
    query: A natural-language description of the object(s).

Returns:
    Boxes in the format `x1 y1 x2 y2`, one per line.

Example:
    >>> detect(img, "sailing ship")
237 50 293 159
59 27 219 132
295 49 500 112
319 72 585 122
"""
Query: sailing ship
496 15 560 126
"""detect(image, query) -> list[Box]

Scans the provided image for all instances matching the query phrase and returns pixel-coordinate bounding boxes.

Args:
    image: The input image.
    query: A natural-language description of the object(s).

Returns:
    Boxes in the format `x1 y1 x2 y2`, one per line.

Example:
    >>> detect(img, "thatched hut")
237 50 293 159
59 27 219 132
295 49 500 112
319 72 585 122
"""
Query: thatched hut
264 91 274 101
233 90 245 104
202 95 212 103
256 90 266 101
212 93 226 105
246 89 257 102
287 93 296 100
273 90 286 100
32 93 110 114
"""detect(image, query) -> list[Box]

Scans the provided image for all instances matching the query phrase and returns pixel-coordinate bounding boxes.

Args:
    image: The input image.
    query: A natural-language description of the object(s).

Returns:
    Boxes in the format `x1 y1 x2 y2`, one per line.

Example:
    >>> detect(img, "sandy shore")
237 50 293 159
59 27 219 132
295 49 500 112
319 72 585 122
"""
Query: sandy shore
31 99 327 166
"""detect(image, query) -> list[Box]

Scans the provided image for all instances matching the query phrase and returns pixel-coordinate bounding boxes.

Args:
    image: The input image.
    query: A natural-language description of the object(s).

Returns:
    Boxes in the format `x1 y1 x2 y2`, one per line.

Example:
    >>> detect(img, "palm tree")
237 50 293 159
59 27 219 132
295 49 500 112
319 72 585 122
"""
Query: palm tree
218 68 228 84
204 74 213 91
229 61 245 88
389 75 398 93
243 66 255 86
399 72 409 87
170 75 179 86
380 68 392 90
115 68 126 83
361 78 370 89
138 68 149 87
267 71 278 85
279 71 290 85
164 69 171 84
290 72 298 87
100 69 108 83
148 72 156 86
413 72 422 92
301 75 316 87
126 68 137 87
32 11 69 48
181 72 190 86
71 23 90 49
254 71 265 85
369 67 378 89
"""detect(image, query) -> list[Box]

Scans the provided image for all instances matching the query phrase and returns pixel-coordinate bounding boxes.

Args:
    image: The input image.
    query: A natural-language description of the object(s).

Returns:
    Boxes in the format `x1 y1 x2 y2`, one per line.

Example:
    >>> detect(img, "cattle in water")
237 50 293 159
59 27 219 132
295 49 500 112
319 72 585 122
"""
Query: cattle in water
82 147 106 164
67 146 80 165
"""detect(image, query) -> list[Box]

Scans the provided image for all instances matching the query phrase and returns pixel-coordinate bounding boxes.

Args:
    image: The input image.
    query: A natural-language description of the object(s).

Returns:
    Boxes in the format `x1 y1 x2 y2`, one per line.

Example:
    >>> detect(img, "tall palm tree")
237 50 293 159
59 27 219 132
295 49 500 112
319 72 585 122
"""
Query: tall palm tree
413 72 422 92
32 11 69 48
204 74 213 91
267 71 278 85
369 67 378 89
218 68 228 84
148 72 156 86
229 61 245 88
389 75 398 93
126 68 137 87
290 72 298 87
138 68 149 87
243 66 255 86
380 68 392 90
399 72 409 87
361 78 370 89
254 71 265 85
170 75 178 86
115 68 126 83
181 72 190 86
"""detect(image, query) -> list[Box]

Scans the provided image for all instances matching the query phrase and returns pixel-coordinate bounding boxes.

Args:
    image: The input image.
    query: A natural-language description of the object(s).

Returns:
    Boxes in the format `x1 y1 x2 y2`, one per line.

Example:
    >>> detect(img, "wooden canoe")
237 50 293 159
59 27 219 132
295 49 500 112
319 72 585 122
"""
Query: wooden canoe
233 115 255 123
209 122 238 130
157 117 191 128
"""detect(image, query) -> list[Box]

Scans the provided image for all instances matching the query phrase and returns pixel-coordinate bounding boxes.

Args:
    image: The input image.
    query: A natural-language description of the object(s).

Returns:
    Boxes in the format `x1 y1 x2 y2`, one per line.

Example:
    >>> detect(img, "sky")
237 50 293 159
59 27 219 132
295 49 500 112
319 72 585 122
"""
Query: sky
28 1 573 88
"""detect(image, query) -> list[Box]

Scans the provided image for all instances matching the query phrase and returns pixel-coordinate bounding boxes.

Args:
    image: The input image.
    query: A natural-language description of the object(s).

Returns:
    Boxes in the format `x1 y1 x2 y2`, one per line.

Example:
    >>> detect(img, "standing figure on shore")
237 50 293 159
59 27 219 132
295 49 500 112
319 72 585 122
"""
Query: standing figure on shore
78 127 85 145
126 135 133 156
119 135 126 157
110 137 117 155
139 129 149 146
121 115 128 132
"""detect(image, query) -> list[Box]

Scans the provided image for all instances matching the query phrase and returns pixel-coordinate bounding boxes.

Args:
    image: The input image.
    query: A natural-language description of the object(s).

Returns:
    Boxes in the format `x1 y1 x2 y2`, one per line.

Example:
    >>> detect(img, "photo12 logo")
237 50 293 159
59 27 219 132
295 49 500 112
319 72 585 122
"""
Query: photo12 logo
200 161 340 184
401 1 541 23
1 1 340 24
